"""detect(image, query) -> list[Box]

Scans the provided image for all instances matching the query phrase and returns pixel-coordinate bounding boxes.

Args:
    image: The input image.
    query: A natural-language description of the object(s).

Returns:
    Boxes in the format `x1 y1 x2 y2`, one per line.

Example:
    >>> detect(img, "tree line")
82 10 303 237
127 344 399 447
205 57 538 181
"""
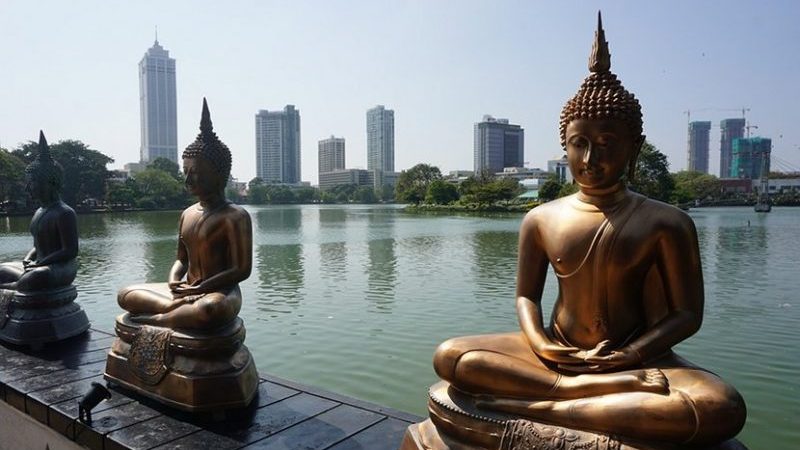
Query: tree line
2 138 796 213
0 139 398 212
396 141 800 209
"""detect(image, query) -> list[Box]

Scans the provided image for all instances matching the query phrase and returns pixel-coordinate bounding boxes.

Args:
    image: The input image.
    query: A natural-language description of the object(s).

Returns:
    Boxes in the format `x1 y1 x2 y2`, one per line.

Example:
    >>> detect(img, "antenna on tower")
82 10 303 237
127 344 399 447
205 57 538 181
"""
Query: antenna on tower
154 25 158 44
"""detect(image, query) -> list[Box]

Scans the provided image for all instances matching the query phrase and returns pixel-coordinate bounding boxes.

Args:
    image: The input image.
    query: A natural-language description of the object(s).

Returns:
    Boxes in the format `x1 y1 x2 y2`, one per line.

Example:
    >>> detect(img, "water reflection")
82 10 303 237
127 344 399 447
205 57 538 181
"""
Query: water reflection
75 213 109 239
364 212 397 312
320 241 347 280
256 207 302 232
255 243 304 315
470 231 518 302
711 220 769 319
143 238 178 283
366 238 396 312
318 207 347 228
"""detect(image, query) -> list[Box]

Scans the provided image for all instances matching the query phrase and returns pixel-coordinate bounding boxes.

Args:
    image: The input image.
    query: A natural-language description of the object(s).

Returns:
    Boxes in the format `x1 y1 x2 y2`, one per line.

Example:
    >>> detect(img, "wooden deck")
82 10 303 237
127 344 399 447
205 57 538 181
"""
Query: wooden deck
0 329 420 450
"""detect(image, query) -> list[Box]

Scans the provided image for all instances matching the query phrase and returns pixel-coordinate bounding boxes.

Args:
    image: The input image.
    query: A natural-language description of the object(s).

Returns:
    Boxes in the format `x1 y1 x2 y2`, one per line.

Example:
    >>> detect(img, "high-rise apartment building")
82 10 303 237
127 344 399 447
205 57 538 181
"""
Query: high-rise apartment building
139 39 178 164
474 115 524 174
367 105 395 172
255 105 301 184
318 136 346 179
732 137 771 180
687 121 711 173
719 118 746 178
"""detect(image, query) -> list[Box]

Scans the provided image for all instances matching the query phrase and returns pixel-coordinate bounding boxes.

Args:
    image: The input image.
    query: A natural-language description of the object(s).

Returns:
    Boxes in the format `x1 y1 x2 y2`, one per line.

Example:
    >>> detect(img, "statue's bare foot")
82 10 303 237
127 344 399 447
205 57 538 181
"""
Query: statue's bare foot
561 368 669 398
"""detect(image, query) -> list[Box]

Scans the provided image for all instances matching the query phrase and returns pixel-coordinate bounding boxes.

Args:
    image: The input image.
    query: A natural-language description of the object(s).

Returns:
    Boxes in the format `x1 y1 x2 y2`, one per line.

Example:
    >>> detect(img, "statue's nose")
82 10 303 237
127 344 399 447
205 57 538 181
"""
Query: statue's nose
582 144 593 164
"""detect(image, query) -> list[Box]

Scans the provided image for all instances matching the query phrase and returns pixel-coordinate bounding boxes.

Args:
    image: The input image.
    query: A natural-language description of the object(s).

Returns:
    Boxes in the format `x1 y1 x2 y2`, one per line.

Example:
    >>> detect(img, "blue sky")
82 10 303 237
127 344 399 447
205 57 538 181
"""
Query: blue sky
1 1 798 183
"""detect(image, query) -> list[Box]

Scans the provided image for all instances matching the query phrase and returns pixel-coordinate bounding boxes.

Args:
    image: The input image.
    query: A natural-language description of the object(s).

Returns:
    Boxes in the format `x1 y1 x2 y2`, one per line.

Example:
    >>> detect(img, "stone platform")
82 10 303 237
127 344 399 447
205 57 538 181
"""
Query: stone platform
0 328 420 450
0 286 90 347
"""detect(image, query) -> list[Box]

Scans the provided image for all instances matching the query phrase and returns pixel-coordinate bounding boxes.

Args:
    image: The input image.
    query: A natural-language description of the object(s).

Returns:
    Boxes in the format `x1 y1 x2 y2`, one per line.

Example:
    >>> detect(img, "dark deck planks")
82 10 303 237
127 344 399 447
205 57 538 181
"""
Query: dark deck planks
0 328 422 450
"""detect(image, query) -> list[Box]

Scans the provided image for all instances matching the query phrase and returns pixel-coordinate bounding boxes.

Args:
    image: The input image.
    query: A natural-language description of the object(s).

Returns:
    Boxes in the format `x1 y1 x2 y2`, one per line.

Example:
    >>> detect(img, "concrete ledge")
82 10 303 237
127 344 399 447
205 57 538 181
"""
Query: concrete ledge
0 400 84 450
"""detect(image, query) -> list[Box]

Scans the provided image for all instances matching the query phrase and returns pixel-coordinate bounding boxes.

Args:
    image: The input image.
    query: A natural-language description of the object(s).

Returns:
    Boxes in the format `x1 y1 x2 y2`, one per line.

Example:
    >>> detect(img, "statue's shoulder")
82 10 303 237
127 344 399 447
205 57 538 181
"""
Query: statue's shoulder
56 201 77 217
637 194 696 235
521 196 572 230
224 202 251 222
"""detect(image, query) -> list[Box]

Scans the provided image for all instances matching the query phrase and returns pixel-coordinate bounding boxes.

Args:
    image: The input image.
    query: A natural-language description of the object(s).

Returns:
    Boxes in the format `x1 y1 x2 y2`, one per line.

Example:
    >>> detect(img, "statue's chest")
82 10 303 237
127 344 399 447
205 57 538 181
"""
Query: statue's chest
545 213 646 276
180 215 225 246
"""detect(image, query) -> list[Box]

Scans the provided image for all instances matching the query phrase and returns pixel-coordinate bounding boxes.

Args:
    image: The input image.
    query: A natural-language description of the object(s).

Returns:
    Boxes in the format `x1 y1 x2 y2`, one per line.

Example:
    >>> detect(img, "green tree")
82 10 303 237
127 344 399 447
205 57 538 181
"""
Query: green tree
134 168 187 209
13 139 113 207
248 177 264 189
538 175 563 202
354 186 378 203
557 181 579 198
629 141 674 202
0 148 27 207
396 164 442 204
319 191 336 204
106 178 139 207
248 185 269 204
148 157 182 180
671 171 722 203
425 180 459 205
378 184 395 202
268 185 295 204
294 187 317 204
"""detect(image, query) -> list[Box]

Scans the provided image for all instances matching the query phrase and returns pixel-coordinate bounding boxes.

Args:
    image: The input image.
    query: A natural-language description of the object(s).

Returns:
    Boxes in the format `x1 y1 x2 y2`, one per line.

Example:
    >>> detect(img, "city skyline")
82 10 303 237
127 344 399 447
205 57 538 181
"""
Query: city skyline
1 2 799 184
138 39 178 164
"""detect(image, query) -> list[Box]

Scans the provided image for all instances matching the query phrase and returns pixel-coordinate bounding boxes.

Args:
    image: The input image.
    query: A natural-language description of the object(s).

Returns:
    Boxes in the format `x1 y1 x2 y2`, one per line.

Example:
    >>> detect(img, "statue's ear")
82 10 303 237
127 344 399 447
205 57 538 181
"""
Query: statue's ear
627 135 645 181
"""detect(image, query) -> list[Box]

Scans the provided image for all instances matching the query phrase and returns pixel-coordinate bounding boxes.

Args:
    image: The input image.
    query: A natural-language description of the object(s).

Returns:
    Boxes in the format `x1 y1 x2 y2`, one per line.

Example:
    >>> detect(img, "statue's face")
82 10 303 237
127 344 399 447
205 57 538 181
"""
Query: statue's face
183 157 221 198
25 172 53 204
565 118 639 190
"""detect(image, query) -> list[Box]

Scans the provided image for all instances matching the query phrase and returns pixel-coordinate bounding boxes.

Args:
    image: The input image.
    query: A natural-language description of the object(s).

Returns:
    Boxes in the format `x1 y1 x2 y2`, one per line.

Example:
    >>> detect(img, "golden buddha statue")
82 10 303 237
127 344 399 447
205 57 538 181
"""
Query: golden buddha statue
0 132 89 346
105 99 258 412
402 14 746 450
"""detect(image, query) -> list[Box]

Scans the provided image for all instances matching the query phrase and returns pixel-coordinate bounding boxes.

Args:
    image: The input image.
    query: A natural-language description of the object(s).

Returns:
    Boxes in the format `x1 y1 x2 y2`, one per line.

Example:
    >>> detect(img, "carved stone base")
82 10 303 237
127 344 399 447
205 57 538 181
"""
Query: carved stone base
400 382 748 450
104 313 258 412
0 286 90 346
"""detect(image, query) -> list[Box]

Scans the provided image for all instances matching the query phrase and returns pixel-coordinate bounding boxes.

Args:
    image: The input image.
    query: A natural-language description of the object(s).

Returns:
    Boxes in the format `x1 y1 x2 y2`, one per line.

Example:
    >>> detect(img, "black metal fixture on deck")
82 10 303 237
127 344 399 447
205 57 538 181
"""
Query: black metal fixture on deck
78 382 112 424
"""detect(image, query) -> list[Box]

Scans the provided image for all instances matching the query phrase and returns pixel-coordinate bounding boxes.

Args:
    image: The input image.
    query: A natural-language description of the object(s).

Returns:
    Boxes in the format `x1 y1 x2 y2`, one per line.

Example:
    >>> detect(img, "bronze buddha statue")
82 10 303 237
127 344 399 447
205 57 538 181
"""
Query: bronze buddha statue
402 13 746 450
105 99 258 411
0 132 89 346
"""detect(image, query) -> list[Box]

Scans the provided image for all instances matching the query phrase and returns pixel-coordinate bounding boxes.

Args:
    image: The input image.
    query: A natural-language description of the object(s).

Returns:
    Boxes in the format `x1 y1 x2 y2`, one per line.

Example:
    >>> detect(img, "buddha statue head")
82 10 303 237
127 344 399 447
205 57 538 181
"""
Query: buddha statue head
25 131 63 204
559 12 644 189
182 98 232 200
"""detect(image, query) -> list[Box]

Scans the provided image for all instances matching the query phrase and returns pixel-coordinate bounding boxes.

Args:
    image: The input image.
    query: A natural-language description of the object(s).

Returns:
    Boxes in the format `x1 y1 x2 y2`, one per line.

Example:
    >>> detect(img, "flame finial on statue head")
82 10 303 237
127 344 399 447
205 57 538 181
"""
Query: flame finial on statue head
589 11 611 73
559 11 643 154
183 98 232 182
25 130 63 190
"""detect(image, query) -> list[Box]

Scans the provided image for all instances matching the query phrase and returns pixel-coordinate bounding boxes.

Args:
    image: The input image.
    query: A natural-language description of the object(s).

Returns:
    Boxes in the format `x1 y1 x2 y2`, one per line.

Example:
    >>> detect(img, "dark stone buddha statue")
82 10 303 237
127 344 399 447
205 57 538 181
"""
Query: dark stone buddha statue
105 99 258 412
0 131 89 346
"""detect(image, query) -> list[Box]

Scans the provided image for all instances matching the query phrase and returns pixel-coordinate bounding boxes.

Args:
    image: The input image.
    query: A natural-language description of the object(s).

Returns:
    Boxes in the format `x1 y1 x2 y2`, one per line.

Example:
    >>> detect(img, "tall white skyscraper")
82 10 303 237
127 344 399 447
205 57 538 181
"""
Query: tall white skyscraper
318 136 346 177
255 105 301 184
367 105 394 172
139 39 177 164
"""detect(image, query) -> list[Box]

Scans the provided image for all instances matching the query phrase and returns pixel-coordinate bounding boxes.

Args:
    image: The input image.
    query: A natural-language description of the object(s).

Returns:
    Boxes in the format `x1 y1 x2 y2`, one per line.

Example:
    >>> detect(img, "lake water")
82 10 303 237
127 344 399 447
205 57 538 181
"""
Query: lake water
1 205 797 447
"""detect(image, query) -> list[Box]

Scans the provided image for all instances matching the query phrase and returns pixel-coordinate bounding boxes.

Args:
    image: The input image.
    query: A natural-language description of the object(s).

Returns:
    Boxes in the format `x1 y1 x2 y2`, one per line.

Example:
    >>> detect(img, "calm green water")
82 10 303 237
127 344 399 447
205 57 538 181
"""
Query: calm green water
1 205 797 447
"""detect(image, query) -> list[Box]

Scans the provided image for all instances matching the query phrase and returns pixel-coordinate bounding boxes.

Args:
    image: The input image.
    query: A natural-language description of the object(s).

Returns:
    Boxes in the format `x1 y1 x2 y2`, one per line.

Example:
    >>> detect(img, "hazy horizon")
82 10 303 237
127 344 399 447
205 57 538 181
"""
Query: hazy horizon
1 1 798 184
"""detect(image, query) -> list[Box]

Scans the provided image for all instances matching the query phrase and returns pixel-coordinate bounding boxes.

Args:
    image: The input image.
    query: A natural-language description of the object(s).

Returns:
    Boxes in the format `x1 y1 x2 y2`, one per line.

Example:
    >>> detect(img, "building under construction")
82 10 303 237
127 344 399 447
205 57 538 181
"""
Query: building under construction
731 137 771 179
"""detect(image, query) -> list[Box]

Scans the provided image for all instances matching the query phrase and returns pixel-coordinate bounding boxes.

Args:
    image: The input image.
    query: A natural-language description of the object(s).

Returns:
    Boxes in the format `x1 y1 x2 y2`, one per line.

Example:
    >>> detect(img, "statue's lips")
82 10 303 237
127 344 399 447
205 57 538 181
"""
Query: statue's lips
579 168 604 178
